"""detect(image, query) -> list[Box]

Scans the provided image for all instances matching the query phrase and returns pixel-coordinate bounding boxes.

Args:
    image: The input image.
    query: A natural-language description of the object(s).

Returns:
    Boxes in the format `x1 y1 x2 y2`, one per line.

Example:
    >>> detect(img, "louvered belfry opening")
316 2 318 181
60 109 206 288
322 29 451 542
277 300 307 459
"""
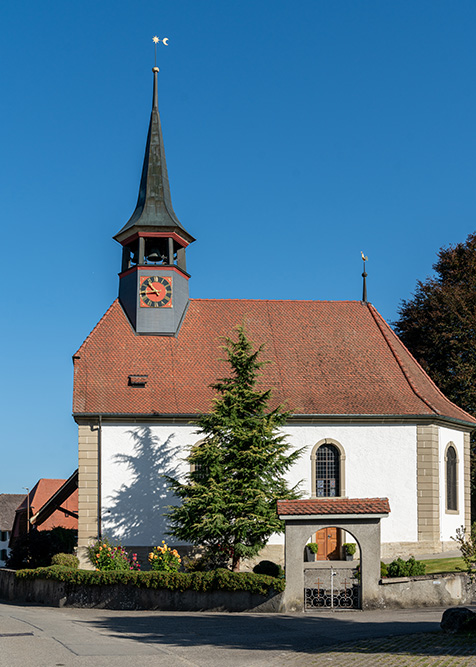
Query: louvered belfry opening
316 444 340 497
446 445 457 510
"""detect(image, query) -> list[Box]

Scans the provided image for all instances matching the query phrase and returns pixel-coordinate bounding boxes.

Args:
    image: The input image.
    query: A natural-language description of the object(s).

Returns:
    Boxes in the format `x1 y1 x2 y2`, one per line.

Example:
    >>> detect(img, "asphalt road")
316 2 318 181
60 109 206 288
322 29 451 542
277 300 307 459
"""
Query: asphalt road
0 602 475 666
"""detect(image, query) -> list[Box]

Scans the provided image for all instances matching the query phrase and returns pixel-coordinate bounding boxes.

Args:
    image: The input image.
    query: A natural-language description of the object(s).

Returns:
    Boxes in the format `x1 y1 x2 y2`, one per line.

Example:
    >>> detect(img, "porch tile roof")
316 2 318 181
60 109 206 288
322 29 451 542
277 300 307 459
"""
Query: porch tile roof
277 497 391 516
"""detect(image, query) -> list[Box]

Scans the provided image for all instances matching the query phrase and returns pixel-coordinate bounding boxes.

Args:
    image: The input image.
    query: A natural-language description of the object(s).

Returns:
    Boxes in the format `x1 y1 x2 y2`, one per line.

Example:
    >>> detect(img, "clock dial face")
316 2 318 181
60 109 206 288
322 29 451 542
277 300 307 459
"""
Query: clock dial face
139 275 173 308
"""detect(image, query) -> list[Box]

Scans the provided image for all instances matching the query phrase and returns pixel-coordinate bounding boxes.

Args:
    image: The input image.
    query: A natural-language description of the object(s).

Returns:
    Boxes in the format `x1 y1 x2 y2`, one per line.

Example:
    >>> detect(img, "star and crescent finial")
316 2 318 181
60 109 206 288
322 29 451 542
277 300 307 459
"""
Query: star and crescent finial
361 251 368 303
153 35 169 69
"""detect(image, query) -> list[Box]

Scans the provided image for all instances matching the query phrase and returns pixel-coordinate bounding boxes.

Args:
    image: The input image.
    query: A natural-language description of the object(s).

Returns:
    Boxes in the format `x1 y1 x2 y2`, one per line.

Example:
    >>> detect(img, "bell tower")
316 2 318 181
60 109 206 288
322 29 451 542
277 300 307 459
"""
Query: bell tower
114 66 195 335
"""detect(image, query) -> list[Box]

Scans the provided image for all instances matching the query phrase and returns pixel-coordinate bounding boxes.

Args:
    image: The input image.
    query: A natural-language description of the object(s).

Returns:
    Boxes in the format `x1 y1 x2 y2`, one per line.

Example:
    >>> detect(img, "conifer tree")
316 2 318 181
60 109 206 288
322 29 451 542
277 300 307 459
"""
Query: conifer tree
166 326 302 570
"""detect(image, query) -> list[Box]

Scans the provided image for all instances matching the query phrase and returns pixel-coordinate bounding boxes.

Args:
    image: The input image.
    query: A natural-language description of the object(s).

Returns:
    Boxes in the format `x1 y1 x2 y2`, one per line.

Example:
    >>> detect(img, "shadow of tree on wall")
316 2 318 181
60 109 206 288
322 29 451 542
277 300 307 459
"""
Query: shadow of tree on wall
102 426 181 546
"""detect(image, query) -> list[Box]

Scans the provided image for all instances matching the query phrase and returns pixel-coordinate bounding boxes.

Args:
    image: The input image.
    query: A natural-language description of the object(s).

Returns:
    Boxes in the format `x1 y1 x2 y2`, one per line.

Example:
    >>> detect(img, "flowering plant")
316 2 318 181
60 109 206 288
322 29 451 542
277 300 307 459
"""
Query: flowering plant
88 538 140 571
148 541 181 572
129 552 141 571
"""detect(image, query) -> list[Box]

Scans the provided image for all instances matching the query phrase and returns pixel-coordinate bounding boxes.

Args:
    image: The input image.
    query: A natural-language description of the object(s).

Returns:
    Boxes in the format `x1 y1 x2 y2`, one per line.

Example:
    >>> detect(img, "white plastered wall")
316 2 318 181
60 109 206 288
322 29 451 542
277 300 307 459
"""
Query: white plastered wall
438 426 465 542
101 422 418 548
268 424 417 545
101 423 197 545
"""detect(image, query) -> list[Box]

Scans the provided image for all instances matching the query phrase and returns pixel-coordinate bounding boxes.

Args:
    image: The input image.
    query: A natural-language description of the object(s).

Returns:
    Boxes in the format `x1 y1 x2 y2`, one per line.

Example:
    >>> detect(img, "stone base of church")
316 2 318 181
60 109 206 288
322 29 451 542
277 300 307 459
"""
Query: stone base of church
381 540 457 560
241 545 285 571
77 545 94 570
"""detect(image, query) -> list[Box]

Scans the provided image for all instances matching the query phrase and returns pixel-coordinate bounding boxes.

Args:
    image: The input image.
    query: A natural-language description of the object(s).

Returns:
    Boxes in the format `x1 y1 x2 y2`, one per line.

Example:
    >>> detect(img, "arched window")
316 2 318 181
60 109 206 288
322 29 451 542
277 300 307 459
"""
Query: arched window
190 440 209 482
311 444 340 498
310 439 345 498
446 444 458 512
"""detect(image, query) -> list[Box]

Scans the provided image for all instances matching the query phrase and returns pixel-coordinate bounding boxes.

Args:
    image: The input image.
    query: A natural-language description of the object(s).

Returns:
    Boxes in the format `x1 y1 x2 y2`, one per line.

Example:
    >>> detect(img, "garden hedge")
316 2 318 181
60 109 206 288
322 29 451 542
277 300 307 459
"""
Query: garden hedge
15 566 285 596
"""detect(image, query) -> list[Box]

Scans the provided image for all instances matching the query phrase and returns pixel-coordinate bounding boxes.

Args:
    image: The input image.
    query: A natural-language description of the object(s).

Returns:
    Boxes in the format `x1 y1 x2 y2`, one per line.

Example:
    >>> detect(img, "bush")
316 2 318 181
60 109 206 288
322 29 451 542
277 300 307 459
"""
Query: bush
387 556 425 577
6 528 77 569
148 543 181 572
343 543 356 556
51 553 79 569
453 524 476 578
252 560 283 578
15 566 286 596
306 543 319 554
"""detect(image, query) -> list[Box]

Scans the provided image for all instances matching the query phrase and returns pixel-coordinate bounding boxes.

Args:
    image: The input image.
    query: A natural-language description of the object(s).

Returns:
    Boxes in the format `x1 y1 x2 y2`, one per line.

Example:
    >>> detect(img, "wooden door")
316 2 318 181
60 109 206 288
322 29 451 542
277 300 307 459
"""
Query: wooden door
315 527 342 560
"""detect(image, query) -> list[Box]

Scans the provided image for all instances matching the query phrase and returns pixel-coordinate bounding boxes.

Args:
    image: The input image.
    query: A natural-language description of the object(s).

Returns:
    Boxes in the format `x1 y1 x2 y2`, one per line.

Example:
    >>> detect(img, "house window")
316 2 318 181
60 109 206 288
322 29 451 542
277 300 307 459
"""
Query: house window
446 444 458 512
0 531 7 542
0 549 7 561
316 444 340 497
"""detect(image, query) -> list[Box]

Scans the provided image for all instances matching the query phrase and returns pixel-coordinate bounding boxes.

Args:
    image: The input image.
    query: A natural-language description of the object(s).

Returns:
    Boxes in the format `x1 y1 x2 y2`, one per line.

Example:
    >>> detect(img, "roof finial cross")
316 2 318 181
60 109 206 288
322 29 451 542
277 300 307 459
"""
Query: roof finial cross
152 35 169 70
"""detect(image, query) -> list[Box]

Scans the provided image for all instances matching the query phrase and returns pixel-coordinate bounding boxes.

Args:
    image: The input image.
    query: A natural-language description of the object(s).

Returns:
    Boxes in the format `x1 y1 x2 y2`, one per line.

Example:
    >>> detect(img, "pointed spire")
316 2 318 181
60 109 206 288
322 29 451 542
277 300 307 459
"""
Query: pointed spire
114 68 194 244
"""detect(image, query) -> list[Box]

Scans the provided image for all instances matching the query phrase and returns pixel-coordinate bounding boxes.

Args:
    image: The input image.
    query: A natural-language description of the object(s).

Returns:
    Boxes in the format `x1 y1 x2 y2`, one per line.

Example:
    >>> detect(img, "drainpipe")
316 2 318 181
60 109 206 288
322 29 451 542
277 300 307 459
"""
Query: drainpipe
23 487 30 535
97 415 102 540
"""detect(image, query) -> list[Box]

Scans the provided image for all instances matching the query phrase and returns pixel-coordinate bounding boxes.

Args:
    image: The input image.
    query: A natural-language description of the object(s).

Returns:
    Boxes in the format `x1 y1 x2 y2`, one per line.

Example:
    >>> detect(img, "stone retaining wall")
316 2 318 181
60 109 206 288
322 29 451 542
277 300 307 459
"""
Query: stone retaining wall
0 569 473 612
0 570 283 612
376 572 475 609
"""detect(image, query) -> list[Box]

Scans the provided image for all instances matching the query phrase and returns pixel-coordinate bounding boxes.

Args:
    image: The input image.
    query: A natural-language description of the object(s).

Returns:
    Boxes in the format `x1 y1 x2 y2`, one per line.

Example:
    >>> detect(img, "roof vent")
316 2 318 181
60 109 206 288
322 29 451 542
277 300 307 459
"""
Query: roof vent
128 375 148 387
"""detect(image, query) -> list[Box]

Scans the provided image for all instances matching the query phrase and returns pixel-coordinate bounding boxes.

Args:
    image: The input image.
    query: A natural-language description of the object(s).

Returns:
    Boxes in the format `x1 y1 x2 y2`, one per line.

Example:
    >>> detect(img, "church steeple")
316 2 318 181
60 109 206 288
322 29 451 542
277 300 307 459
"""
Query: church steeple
115 67 194 336
114 68 194 245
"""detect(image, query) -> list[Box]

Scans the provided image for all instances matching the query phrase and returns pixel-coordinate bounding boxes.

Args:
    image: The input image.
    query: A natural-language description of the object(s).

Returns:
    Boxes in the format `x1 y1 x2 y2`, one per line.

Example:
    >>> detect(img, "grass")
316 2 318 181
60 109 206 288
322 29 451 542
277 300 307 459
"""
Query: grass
421 556 466 575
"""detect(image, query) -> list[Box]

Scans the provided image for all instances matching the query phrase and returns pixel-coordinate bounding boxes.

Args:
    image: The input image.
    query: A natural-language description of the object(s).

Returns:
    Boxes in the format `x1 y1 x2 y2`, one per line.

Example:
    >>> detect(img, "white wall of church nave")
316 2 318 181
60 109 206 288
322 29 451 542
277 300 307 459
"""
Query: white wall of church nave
101 422 418 547
438 426 465 542
276 424 418 545
101 423 197 545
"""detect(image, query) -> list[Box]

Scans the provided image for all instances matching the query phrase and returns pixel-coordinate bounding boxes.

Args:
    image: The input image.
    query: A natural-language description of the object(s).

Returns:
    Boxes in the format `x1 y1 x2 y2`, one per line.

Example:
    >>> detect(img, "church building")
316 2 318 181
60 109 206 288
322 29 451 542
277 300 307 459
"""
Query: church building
73 67 475 568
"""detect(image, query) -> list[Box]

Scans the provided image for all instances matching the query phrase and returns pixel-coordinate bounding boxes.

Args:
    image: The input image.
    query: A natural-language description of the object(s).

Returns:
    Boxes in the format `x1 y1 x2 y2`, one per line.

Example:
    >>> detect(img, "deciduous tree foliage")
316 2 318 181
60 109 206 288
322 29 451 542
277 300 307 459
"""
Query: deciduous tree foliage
166 326 302 570
394 232 476 515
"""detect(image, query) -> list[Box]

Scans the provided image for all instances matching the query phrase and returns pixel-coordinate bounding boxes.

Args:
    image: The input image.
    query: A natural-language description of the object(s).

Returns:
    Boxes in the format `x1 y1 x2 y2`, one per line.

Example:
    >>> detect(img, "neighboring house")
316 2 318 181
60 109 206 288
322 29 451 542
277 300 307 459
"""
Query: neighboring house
73 68 476 568
0 494 26 566
10 476 78 543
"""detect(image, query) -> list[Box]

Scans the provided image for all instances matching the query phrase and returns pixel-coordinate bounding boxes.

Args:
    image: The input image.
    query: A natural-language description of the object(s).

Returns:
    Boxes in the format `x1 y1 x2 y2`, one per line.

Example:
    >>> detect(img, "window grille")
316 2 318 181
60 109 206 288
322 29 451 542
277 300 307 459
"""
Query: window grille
316 444 340 497
192 462 209 481
446 445 457 511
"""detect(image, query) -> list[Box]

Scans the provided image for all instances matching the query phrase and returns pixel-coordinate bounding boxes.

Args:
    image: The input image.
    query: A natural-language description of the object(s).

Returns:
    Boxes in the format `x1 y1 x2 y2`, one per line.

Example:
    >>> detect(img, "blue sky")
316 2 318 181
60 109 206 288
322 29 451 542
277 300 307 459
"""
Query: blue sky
1 0 476 493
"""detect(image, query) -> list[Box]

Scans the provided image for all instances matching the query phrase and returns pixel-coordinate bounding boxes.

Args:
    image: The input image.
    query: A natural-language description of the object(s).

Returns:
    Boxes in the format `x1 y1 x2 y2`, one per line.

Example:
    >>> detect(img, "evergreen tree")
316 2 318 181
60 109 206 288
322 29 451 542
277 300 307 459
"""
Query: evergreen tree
166 326 302 570
394 232 476 516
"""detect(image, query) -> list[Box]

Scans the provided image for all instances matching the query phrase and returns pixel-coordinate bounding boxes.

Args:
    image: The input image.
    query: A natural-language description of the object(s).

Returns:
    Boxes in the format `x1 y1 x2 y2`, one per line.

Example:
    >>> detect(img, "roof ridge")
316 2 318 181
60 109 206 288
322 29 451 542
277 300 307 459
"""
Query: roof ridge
367 304 440 415
189 298 366 304
369 304 476 423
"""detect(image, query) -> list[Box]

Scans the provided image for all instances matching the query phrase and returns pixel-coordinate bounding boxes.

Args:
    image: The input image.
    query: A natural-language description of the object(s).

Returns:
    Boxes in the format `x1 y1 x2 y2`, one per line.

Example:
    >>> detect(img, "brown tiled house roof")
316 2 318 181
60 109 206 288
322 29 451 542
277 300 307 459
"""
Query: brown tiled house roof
11 479 78 540
72 298 475 425
277 498 391 516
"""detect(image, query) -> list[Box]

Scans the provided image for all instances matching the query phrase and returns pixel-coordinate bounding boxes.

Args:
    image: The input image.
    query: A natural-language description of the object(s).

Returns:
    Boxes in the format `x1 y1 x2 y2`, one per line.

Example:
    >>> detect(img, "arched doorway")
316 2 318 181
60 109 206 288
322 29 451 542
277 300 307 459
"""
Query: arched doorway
303 527 360 609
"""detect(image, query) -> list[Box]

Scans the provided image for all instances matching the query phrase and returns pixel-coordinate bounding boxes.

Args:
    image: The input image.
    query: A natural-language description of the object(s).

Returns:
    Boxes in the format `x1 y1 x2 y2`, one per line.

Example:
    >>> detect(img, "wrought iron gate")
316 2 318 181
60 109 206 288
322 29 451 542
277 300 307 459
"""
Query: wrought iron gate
304 567 360 610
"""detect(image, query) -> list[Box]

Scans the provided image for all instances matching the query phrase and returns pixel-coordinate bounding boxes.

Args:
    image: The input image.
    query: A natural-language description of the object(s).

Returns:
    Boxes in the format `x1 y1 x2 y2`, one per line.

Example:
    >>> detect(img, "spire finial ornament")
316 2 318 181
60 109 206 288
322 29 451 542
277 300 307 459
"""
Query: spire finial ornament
361 251 368 303
152 35 169 68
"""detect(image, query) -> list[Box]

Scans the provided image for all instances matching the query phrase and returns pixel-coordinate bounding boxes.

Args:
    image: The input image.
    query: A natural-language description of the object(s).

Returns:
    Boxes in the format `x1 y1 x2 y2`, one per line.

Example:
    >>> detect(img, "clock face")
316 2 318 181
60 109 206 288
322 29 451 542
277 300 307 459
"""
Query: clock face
139 275 173 308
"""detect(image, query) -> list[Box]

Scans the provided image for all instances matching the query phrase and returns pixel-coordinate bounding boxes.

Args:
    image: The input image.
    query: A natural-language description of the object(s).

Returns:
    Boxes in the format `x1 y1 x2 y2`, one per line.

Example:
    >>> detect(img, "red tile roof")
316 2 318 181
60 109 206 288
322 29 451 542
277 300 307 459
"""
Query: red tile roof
72 299 475 425
12 479 78 539
277 498 391 516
